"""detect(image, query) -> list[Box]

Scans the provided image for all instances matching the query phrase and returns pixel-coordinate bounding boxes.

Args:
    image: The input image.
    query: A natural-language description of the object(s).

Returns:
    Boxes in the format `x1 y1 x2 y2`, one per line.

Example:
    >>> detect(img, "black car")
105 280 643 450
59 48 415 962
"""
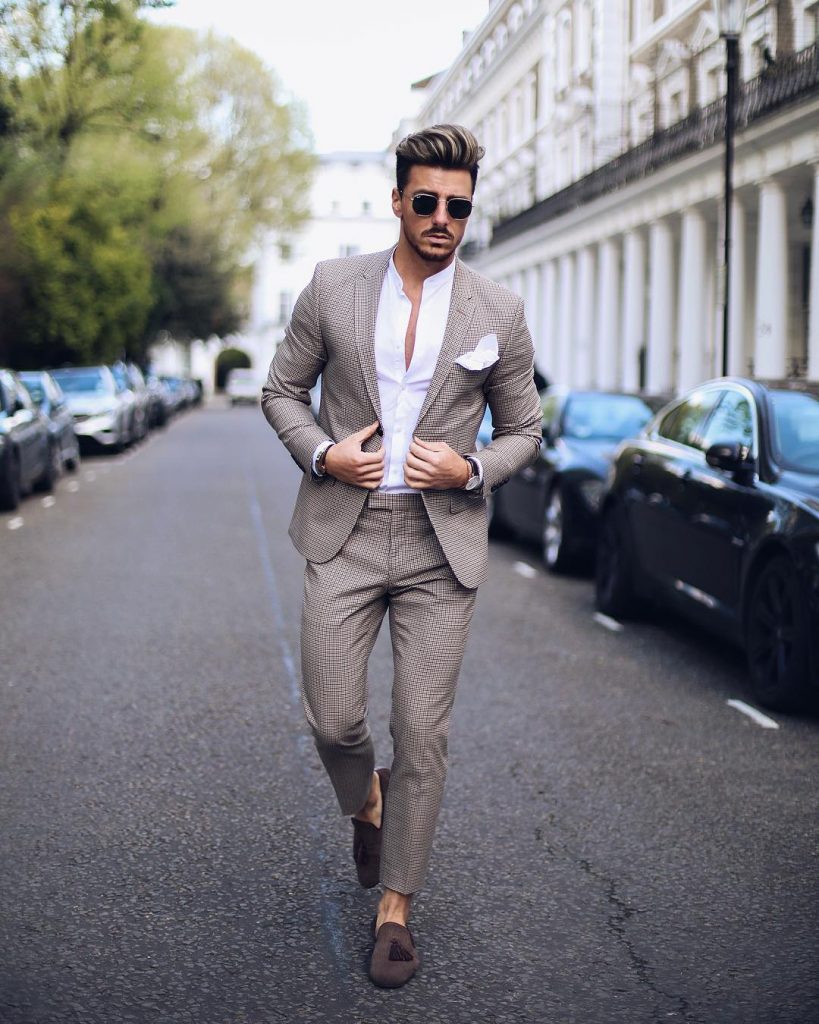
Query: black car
595 377 819 712
0 368 58 511
490 388 661 571
19 370 81 474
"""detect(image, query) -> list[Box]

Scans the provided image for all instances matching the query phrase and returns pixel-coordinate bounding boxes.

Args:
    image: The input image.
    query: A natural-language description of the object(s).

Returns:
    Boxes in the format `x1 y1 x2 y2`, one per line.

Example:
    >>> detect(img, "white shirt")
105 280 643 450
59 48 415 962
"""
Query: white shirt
373 255 455 492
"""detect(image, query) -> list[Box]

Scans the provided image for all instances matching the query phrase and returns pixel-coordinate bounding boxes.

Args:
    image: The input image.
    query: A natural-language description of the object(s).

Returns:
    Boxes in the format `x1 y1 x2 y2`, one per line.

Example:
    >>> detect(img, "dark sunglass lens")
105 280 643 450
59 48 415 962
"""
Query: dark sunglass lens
447 198 472 219
411 194 438 216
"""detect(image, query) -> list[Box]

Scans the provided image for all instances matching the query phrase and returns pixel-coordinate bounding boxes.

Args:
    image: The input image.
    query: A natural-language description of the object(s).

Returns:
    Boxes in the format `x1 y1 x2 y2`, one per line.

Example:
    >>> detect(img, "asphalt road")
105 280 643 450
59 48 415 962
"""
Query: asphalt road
1 402 817 1024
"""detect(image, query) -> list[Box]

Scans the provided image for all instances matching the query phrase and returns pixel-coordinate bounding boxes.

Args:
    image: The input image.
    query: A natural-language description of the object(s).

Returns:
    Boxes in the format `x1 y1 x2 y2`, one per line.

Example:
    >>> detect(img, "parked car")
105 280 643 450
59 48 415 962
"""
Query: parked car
49 366 131 452
226 368 262 406
159 375 193 415
19 370 81 474
0 368 57 510
595 377 819 712
490 388 662 571
111 362 147 442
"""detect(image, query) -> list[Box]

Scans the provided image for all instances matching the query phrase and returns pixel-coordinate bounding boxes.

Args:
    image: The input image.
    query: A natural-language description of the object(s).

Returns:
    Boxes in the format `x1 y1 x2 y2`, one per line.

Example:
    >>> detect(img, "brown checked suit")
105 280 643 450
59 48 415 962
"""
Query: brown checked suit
262 246 542 893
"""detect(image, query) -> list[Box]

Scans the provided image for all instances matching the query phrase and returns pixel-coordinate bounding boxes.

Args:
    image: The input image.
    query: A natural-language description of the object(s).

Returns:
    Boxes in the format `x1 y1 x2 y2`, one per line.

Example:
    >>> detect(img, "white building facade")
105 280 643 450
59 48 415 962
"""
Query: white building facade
409 0 819 391
153 152 398 390
243 152 398 369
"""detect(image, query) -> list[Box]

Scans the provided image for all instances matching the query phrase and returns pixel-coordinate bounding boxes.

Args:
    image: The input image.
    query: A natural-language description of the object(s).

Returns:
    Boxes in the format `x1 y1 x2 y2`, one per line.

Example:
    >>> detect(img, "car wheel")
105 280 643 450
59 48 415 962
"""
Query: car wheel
66 440 81 473
0 451 21 511
487 488 509 539
745 556 812 712
542 485 576 573
595 504 639 618
35 441 60 492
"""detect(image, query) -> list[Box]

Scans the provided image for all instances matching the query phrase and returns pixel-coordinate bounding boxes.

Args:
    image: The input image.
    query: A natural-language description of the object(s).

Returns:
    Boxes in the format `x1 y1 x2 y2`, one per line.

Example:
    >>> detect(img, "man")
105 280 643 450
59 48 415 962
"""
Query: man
261 124 542 988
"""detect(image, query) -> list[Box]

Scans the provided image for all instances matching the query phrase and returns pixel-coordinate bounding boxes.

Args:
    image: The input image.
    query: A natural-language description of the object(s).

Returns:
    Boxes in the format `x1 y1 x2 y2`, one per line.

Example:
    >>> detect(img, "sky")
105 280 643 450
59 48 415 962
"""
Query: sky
146 0 491 154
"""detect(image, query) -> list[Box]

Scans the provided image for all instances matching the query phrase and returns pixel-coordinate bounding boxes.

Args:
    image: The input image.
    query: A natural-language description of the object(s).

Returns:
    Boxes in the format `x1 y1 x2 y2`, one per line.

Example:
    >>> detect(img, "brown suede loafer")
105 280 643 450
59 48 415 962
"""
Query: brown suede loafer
351 767 390 889
369 921 420 989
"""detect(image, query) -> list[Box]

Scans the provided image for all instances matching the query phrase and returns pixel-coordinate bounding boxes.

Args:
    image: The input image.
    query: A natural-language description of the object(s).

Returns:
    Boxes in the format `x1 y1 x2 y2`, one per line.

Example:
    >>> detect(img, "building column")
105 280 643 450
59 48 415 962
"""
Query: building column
647 220 675 392
575 246 596 387
809 165 819 382
621 229 646 391
523 264 540 358
538 260 558 379
509 270 525 298
596 239 620 389
754 179 788 378
677 208 708 390
727 197 748 377
556 253 575 385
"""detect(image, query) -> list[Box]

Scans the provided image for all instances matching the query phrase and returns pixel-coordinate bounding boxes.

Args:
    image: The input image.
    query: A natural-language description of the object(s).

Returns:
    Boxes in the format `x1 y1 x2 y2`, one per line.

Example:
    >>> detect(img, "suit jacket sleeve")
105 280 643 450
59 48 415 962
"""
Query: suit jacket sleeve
261 263 332 472
473 299 542 492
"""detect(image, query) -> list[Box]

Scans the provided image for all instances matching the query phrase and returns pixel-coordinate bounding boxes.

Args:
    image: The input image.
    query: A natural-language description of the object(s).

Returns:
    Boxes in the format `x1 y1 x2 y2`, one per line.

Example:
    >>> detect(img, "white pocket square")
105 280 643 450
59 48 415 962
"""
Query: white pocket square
456 333 499 371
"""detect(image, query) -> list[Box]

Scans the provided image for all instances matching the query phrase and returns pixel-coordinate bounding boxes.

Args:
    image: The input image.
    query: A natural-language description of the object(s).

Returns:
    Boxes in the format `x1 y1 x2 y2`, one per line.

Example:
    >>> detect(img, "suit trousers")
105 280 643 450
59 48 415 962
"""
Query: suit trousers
300 491 477 895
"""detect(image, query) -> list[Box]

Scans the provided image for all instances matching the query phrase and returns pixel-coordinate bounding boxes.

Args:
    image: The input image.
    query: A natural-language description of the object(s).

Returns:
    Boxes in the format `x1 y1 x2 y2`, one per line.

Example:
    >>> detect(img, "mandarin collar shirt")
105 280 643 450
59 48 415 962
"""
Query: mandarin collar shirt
373 255 456 492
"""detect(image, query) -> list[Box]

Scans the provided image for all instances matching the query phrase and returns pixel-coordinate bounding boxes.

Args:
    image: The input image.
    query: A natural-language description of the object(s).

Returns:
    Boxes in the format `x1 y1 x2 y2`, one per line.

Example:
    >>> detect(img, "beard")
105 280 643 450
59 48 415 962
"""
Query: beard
407 230 458 264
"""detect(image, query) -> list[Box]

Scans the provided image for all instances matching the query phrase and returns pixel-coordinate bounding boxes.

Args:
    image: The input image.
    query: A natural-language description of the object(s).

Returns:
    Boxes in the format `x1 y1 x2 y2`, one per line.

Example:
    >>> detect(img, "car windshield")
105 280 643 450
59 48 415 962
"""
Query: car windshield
20 377 45 405
562 394 655 442
770 391 819 474
51 369 111 394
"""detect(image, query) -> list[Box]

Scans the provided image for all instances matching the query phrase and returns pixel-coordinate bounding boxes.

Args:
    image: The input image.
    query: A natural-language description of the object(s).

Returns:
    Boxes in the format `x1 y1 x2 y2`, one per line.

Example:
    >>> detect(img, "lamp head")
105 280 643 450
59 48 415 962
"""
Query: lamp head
713 0 748 37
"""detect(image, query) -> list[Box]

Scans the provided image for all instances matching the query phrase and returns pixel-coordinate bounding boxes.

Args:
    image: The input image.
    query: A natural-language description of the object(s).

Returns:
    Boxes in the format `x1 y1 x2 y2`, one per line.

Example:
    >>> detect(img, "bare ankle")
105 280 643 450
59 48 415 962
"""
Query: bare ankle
353 772 382 827
376 889 412 931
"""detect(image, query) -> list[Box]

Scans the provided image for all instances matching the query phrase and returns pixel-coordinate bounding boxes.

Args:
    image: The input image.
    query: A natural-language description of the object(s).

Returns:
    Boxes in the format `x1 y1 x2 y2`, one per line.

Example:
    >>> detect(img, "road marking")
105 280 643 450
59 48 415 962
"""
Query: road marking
41 496 56 508
513 561 538 579
66 480 80 493
84 471 96 482
594 611 624 633
726 699 779 729
7 516 23 530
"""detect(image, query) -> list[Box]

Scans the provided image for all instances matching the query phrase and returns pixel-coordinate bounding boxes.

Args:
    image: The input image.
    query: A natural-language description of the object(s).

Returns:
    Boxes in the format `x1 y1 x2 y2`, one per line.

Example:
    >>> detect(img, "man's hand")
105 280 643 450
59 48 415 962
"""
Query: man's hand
324 421 384 489
404 437 471 490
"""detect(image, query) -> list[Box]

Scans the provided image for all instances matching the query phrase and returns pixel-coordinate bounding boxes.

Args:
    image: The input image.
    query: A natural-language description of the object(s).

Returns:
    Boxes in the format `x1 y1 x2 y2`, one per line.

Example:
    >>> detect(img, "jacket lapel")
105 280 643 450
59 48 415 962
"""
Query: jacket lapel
416 259 476 424
353 251 390 424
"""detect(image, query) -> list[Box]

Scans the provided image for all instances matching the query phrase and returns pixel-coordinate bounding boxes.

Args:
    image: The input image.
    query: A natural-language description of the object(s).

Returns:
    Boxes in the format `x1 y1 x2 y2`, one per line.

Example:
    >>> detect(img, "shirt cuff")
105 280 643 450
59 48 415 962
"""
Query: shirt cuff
311 439 335 478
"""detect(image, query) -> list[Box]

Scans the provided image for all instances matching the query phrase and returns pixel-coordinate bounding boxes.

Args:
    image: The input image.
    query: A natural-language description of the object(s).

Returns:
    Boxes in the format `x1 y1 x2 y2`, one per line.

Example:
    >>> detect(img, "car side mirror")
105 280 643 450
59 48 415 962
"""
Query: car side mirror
706 442 756 481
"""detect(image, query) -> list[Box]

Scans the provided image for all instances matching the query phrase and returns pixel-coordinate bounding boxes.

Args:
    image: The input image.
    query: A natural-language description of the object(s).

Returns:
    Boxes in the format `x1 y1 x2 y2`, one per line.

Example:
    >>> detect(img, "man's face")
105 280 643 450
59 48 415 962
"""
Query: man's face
391 165 474 265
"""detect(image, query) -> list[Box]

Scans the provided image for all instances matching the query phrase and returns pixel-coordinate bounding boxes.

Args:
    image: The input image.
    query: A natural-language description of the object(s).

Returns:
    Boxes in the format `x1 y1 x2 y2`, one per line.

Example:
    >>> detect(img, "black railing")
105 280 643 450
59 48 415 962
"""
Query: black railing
491 41 819 247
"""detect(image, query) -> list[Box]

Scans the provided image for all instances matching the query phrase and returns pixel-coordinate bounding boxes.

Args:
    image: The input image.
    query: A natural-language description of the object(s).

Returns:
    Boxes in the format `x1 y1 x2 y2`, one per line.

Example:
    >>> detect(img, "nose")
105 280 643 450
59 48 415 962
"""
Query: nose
431 198 450 227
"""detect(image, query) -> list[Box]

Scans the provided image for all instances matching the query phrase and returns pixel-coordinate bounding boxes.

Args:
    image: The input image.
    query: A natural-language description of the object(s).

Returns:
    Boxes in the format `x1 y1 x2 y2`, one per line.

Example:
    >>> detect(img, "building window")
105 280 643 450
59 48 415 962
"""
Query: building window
362 201 371 216
339 244 360 257
278 242 292 262
278 291 293 325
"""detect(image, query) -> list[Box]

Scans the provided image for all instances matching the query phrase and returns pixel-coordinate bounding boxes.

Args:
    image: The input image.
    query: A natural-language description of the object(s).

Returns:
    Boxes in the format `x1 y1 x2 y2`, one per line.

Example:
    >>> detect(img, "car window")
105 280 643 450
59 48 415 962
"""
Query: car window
657 389 721 450
52 369 111 394
562 394 655 442
699 391 755 453
770 390 819 474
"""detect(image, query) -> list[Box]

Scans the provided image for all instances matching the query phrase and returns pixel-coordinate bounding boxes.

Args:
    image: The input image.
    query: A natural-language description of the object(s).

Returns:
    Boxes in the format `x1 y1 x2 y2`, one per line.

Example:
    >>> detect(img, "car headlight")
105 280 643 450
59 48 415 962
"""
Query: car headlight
578 478 605 512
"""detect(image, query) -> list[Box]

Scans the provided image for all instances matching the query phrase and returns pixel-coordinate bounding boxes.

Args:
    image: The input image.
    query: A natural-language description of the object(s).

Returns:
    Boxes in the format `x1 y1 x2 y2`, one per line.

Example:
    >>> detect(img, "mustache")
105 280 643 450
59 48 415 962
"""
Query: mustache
422 229 454 240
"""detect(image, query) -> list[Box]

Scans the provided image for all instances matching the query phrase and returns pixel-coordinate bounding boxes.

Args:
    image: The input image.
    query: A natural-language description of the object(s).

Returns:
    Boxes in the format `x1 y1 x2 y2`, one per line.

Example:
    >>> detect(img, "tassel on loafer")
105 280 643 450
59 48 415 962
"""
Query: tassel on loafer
369 921 420 989
351 767 390 889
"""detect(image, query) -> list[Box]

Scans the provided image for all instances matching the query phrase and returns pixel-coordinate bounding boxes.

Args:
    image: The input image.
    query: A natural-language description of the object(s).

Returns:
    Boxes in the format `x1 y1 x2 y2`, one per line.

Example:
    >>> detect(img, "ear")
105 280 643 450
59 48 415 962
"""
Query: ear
391 187 403 219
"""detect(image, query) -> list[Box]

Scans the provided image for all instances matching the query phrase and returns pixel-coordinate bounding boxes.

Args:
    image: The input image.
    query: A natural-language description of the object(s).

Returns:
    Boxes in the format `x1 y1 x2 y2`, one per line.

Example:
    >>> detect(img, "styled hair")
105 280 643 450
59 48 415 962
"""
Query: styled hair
395 124 485 194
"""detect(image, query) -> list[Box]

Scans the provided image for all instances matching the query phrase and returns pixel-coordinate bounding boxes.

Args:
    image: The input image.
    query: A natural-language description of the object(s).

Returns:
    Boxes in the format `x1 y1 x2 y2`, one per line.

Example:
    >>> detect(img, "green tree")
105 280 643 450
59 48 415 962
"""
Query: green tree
0 4 314 367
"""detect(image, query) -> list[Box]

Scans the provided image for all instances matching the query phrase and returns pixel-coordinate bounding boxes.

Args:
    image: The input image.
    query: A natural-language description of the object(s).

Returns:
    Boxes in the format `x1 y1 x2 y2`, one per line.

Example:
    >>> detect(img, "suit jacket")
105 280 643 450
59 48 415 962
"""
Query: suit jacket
261 247 543 589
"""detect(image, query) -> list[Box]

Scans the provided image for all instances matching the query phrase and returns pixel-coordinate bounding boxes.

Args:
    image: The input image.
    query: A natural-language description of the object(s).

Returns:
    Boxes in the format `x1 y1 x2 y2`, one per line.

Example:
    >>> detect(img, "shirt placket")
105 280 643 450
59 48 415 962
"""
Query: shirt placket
389 291 411 487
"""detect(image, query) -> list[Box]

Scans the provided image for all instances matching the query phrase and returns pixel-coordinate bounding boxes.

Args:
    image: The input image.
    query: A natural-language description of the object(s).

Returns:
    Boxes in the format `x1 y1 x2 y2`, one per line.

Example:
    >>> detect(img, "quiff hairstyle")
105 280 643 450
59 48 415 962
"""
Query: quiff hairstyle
395 124 485 195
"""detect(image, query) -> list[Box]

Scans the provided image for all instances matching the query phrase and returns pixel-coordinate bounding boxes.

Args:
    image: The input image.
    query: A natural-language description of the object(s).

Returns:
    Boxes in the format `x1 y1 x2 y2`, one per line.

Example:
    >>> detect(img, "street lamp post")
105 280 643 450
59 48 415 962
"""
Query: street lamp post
714 0 748 377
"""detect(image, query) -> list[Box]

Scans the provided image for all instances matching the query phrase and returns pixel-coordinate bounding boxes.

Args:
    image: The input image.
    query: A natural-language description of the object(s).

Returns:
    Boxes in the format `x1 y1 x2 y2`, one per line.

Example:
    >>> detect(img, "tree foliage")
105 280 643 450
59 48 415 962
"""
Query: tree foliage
0 1 314 367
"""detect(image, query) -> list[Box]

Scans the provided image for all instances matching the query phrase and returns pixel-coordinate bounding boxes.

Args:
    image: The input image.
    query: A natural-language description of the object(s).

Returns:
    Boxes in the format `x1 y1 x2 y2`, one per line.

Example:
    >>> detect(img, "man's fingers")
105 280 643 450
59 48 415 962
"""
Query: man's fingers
411 436 445 451
352 420 381 443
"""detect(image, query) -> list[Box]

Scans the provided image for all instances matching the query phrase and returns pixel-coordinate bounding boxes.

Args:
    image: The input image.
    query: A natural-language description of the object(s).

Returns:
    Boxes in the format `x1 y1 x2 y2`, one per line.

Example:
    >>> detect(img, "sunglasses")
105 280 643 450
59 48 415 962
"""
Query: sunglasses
403 191 473 220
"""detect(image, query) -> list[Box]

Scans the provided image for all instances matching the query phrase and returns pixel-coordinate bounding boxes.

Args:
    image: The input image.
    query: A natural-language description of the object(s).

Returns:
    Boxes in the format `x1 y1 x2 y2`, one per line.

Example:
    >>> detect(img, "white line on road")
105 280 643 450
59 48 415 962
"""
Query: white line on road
66 481 80 493
7 516 23 530
726 699 779 729
513 561 538 579
41 496 56 508
593 611 624 633
84 471 96 482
